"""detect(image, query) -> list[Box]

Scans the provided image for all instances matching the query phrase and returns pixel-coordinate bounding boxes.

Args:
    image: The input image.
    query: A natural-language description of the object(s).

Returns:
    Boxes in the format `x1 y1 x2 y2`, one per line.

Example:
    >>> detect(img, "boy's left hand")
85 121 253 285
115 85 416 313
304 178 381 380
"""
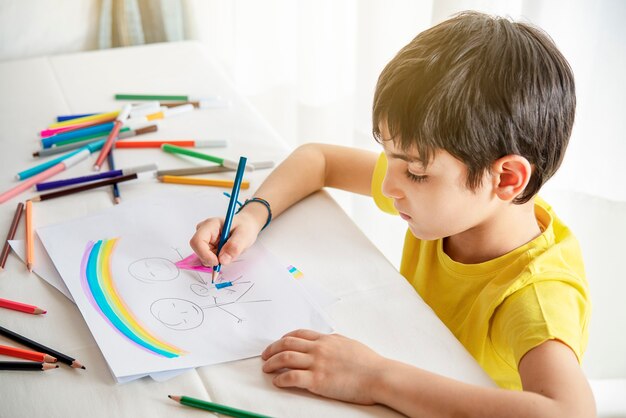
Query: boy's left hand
261 329 387 405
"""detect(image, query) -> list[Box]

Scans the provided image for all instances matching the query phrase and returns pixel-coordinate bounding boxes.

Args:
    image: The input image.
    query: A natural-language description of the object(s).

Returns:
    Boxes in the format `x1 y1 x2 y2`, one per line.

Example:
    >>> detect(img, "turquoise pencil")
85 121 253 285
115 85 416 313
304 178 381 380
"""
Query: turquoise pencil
212 156 247 283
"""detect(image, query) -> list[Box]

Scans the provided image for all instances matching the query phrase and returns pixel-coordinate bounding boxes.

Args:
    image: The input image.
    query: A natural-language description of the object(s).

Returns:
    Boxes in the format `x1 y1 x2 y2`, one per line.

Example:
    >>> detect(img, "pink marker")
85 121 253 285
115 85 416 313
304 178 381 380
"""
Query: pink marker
93 104 132 171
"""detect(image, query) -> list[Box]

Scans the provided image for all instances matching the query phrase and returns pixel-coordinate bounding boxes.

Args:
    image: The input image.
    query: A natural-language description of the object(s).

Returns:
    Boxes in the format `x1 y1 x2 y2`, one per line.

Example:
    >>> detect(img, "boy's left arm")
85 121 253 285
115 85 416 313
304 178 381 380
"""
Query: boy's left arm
262 331 596 418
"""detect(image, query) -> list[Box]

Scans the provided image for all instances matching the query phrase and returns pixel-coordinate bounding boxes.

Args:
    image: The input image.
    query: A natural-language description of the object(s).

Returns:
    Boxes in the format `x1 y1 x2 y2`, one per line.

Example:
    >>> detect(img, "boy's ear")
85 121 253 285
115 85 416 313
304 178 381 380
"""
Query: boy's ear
491 155 533 202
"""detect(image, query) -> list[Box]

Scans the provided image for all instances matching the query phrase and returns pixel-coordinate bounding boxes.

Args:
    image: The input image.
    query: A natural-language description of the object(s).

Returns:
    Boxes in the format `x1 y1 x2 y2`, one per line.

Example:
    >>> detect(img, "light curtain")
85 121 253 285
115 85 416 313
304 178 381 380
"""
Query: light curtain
99 0 184 48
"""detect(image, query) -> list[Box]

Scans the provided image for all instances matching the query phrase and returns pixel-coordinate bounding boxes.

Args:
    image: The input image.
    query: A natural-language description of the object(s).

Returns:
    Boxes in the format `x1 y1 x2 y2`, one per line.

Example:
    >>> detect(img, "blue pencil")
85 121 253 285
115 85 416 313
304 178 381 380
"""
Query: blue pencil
106 150 121 204
16 141 104 180
56 113 98 122
212 156 247 283
41 122 115 148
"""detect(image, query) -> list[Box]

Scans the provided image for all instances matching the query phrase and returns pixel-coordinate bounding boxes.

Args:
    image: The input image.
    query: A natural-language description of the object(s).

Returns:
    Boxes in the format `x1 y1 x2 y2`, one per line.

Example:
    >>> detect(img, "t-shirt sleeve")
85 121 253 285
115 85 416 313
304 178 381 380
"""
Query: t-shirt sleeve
371 152 398 215
491 280 590 368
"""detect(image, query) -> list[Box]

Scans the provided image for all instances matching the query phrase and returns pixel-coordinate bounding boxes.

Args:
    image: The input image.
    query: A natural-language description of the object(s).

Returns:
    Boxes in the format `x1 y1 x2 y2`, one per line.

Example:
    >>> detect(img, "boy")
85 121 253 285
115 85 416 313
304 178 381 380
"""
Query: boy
190 11 595 417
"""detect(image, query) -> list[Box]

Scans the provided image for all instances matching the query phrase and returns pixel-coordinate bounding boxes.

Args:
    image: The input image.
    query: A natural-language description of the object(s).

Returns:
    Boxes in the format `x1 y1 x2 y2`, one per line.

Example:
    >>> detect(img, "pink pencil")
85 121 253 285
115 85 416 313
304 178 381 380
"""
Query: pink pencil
93 104 132 171
0 149 91 204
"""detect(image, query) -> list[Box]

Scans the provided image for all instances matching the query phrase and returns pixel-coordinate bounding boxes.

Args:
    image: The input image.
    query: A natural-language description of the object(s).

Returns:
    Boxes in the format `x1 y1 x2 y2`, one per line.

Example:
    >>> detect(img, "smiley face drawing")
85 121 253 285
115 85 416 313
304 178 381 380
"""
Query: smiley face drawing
129 258 179 283
150 298 204 330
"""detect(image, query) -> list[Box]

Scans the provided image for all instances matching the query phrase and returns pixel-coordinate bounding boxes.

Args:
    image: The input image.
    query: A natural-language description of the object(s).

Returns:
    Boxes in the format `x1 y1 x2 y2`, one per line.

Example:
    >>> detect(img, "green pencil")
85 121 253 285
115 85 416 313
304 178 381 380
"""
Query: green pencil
115 94 202 101
161 143 225 164
161 144 256 171
168 395 273 418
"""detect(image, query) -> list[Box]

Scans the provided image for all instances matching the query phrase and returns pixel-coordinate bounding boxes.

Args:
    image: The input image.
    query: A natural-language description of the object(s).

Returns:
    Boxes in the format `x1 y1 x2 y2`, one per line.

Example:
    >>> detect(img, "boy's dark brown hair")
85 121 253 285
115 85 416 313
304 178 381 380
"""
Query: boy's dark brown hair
372 11 576 204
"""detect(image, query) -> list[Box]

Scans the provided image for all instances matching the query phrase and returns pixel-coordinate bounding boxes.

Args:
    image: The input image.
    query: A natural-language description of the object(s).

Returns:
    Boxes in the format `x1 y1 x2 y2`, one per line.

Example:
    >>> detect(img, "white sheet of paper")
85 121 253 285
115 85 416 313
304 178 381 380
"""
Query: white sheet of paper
37 191 333 380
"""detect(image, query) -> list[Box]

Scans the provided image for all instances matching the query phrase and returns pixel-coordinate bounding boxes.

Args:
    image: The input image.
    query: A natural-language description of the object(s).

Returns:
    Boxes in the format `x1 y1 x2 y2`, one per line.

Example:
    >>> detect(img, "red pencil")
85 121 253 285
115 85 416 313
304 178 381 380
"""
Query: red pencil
0 297 46 315
0 344 56 363
93 104 132 171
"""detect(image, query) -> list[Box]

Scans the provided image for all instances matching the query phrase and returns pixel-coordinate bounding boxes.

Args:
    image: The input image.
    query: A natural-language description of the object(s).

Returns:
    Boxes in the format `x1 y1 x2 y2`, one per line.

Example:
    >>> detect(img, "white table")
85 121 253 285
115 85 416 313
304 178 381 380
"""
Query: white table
0 41 493 418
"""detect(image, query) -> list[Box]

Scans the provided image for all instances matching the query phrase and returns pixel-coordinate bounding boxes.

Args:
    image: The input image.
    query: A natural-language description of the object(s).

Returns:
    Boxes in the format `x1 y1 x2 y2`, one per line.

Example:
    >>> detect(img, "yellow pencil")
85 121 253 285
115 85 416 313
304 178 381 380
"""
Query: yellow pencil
25 200 33 272
48 110 120 129
157 175 250 189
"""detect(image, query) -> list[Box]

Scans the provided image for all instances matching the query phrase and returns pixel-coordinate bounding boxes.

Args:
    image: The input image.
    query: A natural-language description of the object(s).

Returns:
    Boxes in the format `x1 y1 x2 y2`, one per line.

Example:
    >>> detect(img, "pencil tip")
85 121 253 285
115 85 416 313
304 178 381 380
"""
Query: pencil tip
167 395 172 399
114 197 121 204
81 366 86 370
93 165 100 171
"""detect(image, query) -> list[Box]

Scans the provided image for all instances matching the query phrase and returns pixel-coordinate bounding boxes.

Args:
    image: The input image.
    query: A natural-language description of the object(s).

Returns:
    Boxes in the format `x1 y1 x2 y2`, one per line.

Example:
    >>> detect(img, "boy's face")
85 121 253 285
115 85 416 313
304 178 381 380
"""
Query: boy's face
379 123 498 241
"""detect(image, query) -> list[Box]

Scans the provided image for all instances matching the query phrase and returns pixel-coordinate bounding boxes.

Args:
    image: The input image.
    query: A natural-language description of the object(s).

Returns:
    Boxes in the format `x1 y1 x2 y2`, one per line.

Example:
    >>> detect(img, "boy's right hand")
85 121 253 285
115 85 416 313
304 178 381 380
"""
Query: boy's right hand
189 210 263 268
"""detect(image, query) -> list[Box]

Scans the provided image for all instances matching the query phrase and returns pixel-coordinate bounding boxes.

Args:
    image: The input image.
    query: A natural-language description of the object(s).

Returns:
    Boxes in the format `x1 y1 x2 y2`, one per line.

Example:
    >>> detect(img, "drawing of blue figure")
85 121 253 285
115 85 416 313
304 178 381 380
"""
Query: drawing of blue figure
129 257 179 283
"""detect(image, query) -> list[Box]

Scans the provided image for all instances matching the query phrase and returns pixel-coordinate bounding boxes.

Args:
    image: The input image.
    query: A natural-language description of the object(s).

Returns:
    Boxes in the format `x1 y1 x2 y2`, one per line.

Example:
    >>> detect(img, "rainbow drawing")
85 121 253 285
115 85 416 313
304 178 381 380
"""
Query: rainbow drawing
287 265 304 279
80 238 184 358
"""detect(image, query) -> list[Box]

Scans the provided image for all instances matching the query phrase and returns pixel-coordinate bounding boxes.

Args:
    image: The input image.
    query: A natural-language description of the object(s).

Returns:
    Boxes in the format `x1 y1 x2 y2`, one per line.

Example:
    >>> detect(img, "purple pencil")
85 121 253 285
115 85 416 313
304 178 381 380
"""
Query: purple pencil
35 163 157 192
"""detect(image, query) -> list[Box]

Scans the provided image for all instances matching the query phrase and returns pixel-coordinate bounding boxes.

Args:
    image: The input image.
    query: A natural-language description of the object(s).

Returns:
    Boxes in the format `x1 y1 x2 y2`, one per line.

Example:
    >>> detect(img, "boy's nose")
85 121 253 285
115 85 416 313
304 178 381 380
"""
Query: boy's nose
381 172 403 199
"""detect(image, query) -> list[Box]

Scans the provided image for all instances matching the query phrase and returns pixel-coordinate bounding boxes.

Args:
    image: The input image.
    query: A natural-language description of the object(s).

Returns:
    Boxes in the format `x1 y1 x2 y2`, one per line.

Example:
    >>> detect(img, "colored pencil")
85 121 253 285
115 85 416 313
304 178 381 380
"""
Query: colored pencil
0 361 59 371
0 324 85 369
131 103 194 124
31 173 139 202
161 98 229 109
156 166 233 176
114 139 227 149
33 125 158 157
48 110 119 129
0 344 56 363
0 202 24 270
56 113 98 122
17 141 103 180
116 94 214 101
40 116 116 138
35 164 156 192
161 144 254 171
41 122 115 148
94 104 132 171
212 156 247 282
106 150 121 204
0 148 92 204
168 395 271 418
0 298 46 315
25 200 33 272
155 161 275 178
167 395 270 418
157 175 250 189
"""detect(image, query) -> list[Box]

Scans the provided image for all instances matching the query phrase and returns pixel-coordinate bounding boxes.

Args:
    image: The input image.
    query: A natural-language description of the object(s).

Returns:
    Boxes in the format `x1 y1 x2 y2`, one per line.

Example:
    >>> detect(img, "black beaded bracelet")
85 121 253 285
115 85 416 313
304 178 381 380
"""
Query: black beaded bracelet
235 197 272 230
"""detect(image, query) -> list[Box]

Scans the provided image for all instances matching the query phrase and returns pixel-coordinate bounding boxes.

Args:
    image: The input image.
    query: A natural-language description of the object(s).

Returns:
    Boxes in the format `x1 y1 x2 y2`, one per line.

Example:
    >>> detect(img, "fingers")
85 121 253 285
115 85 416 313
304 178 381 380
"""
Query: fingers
189 218 222 266
262 350 313 373
215 222 258 266
261 334 316 360
282 329 323 341
272 370 314 390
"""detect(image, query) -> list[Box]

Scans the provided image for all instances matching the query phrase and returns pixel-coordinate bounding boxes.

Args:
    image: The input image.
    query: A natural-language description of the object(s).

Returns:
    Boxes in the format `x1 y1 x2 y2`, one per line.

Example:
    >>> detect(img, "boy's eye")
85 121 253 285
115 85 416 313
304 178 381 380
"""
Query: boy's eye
405 171 428 183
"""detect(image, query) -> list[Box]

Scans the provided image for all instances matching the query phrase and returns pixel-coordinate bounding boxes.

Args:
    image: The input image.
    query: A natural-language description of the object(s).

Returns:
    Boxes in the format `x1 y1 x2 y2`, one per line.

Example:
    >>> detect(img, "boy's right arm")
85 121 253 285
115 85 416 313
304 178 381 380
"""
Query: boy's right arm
190 143 379 266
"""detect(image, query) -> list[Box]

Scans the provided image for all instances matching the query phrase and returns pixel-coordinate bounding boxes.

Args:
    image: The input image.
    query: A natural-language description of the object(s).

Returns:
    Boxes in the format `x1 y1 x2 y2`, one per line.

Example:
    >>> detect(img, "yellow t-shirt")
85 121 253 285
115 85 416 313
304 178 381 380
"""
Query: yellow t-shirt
371 153 591 389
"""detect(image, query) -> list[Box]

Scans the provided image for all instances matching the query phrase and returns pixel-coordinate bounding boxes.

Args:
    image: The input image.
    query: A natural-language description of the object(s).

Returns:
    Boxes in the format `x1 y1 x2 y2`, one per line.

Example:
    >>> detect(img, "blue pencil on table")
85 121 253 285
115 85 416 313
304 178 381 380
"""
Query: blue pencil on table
41 122 114 148
16 141 104 180
56 113 98 122
106 150 121 204
212 156 247 283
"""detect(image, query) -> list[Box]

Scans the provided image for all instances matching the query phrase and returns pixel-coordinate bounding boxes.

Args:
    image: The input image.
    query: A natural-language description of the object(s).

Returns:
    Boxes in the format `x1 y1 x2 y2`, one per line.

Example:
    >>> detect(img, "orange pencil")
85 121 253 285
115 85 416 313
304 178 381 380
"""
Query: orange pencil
0 344 56 363
25 200 33 272
157 175 250 189
0 297 46 315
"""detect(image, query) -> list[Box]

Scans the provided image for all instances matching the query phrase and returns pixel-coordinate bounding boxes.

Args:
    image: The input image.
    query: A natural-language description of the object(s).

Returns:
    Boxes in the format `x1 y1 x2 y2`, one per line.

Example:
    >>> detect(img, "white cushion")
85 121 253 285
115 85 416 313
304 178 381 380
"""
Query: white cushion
541 189 626 417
